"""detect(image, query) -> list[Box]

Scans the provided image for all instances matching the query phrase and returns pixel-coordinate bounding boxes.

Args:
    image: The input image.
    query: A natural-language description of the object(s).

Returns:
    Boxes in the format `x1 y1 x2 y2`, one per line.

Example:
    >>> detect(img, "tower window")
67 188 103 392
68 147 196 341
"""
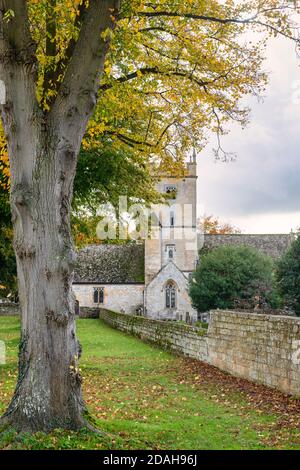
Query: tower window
165 185 177 197
170 211 175 227
93 287 104 304
165 282 176 309
166 244 176 260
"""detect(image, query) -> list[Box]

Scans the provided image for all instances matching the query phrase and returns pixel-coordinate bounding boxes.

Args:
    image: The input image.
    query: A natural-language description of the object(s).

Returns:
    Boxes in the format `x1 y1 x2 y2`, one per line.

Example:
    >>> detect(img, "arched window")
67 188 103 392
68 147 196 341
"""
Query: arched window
165 282 176 309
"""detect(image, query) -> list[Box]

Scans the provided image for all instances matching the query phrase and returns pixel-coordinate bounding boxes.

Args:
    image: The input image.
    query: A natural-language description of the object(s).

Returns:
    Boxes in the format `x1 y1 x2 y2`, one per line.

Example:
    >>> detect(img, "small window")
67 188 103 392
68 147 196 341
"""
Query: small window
165 185 177 195
166 244 176 260
170 211 175 227
93 287 104 304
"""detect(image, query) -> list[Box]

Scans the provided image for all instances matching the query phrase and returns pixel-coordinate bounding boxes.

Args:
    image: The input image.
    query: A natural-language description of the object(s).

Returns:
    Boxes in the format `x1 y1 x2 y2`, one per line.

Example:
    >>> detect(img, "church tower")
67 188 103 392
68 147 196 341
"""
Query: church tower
145 151 198 284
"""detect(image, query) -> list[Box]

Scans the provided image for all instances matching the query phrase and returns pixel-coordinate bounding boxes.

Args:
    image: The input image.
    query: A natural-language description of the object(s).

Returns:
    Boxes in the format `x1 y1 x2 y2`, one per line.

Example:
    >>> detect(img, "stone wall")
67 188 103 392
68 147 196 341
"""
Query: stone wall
100 308 208 361
78 307 100 319
0 303 19 316
208 310 300 396
100 309 300 397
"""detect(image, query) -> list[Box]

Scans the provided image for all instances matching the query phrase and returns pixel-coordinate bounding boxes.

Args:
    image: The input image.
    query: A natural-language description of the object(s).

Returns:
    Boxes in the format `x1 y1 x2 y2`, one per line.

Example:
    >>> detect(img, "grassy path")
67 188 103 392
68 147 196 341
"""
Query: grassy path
0 317 299 450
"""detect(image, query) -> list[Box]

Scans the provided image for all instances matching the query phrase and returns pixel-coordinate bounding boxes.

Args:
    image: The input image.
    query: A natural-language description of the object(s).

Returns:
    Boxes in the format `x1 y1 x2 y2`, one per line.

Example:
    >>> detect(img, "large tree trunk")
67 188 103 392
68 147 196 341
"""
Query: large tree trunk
0 0 120 432
2 131 84 432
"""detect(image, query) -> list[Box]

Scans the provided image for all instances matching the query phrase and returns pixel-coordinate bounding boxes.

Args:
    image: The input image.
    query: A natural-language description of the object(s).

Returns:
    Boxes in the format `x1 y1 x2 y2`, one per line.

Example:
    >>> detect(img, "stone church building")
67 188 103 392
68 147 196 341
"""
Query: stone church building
73 155 293 321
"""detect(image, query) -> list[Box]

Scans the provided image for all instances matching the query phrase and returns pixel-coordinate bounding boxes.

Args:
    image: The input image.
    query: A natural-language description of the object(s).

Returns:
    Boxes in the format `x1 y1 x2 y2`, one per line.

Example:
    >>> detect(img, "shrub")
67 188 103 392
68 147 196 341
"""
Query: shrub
189 246 276 313
276 233 300 316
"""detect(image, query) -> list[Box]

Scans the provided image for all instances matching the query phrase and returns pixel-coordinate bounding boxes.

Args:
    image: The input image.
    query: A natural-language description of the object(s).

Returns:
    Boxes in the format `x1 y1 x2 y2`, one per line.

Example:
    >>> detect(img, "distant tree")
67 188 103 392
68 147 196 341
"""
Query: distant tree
198 215 241 234
276 233 300 316
72 145 162 247
190 246 276 312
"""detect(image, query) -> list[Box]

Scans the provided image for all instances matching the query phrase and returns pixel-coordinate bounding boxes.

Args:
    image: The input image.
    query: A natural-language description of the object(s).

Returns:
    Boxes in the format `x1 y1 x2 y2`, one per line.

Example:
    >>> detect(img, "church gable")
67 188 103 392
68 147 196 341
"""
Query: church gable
146 261 188 291
145 262 196 321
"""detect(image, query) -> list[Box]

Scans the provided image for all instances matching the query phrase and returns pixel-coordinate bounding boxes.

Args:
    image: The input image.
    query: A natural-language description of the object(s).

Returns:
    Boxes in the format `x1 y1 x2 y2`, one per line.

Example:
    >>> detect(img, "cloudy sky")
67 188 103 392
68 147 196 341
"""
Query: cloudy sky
197 36 300 234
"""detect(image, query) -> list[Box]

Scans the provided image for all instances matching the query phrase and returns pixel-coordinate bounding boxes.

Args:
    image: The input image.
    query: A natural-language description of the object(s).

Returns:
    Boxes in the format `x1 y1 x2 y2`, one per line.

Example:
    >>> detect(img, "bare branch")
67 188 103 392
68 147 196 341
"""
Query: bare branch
136 7 300 43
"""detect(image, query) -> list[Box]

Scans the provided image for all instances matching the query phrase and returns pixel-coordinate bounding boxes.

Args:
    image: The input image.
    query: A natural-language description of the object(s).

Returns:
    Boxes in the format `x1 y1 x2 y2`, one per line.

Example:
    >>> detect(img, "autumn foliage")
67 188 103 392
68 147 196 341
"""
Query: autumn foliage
1 0 299 181
199 214 241 234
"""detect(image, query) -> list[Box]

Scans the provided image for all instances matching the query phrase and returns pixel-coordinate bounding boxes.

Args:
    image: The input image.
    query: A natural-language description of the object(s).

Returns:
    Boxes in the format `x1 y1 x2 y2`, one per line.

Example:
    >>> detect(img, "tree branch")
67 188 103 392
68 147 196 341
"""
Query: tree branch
0 1 38 141
0 0 37 80
136 8 300 43
53 1 88 93
43 0 57 101
100 64 241 92
51 0 120 146
106 119 177 149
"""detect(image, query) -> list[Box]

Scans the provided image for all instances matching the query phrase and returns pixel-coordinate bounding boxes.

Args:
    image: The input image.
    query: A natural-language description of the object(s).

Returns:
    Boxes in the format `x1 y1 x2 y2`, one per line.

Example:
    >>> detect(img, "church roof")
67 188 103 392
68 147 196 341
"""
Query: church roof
74 243 145 284
74 234 293 284
200 233 294 259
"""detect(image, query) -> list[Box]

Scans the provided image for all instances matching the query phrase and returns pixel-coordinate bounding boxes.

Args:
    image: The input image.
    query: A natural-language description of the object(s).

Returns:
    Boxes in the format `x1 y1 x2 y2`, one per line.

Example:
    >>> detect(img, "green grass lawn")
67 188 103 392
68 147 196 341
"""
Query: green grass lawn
0 316 299 450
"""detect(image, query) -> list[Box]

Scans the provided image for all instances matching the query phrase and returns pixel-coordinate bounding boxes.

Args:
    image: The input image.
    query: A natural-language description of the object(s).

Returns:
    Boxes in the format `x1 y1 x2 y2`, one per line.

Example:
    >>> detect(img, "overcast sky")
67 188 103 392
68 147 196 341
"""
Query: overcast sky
197 36 300 234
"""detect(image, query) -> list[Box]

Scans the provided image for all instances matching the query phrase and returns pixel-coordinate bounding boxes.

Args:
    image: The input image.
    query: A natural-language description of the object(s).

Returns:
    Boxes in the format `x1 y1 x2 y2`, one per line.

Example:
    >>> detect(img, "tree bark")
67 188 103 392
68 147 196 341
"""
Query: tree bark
2 125 85 432
0 0 120 432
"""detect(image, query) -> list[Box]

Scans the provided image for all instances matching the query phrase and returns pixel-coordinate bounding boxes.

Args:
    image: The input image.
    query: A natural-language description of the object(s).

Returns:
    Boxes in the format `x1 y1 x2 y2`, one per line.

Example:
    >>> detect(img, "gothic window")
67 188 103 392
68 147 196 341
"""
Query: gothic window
165 282 176 309
93 287 104 304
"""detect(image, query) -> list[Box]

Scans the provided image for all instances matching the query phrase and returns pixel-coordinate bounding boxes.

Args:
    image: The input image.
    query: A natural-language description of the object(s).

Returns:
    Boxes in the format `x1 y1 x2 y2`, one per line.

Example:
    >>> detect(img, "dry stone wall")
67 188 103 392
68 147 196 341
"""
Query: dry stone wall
100 308 208 360
100 309 300 397
0 303 19 316
208 310 300 396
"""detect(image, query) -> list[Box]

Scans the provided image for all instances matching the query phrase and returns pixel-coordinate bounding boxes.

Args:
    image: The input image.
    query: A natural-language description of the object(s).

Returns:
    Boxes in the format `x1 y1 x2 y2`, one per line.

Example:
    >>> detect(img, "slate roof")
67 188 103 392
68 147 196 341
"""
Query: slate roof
74 243 145 284
200 234 294 259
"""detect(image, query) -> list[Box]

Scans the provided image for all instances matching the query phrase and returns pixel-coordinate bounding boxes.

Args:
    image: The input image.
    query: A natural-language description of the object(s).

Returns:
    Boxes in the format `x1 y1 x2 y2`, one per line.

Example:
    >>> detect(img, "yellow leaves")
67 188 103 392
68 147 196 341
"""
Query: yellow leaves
3 9 15 23
0 127 10 190
101 28 115 41
104 61 112 75
0 0 294 175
